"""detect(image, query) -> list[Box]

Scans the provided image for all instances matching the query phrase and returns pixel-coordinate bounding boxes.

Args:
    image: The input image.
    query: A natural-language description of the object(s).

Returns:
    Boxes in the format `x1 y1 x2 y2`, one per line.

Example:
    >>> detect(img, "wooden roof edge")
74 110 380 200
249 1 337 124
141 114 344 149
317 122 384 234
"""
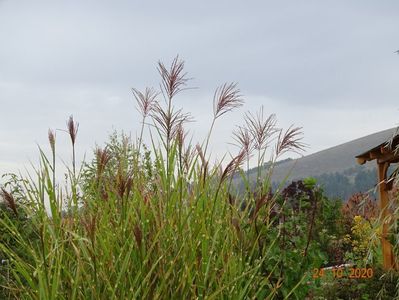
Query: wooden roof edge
355 134 399 160
356 134 399 165
356 157 367 165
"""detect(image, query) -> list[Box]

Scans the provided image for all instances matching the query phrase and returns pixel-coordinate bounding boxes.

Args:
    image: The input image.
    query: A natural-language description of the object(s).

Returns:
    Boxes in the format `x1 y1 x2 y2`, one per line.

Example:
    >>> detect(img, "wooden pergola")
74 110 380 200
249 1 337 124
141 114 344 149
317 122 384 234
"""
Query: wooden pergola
356 134 399 270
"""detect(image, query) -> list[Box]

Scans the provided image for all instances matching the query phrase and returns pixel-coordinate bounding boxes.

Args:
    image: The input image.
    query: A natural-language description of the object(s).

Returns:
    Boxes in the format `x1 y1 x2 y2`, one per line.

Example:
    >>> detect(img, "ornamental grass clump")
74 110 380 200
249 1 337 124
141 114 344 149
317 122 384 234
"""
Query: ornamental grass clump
0 57 310 299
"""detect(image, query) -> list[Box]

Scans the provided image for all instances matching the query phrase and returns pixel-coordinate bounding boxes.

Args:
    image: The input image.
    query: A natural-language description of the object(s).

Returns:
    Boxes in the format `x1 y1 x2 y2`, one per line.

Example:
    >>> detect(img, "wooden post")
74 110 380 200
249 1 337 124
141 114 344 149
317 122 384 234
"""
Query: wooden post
377 162 396 270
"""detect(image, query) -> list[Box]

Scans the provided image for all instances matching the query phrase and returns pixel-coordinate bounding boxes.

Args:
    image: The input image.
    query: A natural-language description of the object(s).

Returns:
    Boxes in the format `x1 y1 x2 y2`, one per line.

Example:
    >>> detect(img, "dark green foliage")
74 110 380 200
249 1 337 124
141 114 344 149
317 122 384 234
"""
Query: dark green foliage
271 166 378 201
354 169 378 192
259 178 345 298
317 172 353 200
241 162 379 201
311 167 378 200
312 267 399 300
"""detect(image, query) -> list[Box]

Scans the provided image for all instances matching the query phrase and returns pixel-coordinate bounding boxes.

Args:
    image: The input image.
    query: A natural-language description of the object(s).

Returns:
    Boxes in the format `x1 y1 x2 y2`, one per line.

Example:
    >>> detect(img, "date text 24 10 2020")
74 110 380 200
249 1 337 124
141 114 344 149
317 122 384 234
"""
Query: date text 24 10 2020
312 267 373 279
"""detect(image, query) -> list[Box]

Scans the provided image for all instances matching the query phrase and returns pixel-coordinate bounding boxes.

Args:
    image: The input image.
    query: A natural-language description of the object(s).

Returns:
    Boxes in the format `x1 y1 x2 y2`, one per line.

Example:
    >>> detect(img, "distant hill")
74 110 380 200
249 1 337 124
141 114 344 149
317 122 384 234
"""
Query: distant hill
241 128 398 200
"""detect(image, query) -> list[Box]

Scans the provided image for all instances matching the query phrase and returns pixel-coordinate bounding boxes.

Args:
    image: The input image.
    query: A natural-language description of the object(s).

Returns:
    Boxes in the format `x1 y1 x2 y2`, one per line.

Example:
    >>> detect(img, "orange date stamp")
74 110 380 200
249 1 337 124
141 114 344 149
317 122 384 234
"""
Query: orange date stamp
312 266 374 279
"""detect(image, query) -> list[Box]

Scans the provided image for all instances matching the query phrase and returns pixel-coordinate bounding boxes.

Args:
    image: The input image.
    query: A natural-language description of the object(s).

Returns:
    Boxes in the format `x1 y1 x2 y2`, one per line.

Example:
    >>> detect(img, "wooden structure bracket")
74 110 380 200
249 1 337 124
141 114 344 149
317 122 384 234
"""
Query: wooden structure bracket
356 134 399 270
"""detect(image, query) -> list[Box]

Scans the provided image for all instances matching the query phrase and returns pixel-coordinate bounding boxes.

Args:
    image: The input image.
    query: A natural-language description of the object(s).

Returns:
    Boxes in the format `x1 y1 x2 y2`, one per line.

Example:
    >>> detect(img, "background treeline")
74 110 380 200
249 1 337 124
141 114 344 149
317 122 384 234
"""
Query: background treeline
314 166 377 201
239 162 378 201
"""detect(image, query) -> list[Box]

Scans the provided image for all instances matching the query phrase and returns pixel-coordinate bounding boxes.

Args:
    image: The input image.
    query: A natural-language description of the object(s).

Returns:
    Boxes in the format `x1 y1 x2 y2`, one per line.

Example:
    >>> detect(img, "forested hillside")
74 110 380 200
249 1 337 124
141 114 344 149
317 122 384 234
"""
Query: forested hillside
238 128 397 201
311 166 377 200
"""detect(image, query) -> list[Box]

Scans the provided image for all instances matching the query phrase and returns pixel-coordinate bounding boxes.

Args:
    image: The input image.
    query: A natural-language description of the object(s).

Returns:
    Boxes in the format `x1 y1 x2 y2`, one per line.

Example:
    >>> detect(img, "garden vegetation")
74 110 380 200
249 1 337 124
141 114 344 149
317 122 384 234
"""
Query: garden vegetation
0 57 398 299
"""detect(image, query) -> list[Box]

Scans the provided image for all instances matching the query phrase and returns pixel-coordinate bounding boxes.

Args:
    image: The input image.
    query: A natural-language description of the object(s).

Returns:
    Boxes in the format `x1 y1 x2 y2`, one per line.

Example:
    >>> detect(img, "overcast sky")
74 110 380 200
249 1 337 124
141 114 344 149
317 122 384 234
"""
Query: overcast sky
1 0 399 177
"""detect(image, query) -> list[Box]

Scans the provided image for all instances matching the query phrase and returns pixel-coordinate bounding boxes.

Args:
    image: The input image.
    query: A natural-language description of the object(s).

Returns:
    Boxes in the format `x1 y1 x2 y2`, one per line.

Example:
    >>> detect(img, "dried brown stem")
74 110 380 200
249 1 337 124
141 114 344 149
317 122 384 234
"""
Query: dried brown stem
1 188 18 216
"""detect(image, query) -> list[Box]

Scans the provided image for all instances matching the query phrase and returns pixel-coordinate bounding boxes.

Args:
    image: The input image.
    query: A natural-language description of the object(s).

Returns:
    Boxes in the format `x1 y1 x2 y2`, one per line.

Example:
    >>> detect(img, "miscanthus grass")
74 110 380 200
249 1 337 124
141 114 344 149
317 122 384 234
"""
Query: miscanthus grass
0 57 305 299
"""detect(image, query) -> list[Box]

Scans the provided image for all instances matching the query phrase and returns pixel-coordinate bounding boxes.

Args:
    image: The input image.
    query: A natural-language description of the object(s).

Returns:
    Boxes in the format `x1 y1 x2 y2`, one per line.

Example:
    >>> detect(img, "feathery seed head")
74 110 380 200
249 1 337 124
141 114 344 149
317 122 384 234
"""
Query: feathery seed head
67 115 79 146
220 150 246 184
213 82 244 119
95 147 111 177
157 55 190 100
275 126 306 157
232 125 253 156
48 129 56 155
132 87 158 118
152 103 192 140
245 107 277 151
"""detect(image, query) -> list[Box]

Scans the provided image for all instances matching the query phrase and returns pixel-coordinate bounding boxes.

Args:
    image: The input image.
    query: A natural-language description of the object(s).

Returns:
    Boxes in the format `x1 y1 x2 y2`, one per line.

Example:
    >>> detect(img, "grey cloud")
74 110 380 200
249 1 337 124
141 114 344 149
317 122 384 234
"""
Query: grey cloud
1 0 399 174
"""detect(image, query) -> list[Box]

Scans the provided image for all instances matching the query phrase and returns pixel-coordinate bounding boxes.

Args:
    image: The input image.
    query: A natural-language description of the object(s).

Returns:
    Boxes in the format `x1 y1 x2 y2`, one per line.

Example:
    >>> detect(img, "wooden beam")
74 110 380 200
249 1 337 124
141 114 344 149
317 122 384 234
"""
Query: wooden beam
381 144 391 154
377 162 397 270
370 151 381 159
357 157 367 165
377 152 398 164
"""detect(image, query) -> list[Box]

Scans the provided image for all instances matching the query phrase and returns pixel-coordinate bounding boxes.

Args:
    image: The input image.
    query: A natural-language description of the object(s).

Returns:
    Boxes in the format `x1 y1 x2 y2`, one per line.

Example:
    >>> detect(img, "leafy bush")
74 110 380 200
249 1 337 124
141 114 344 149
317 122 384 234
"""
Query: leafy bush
341 193 379 233
258 178 347 298
343 215 380 265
